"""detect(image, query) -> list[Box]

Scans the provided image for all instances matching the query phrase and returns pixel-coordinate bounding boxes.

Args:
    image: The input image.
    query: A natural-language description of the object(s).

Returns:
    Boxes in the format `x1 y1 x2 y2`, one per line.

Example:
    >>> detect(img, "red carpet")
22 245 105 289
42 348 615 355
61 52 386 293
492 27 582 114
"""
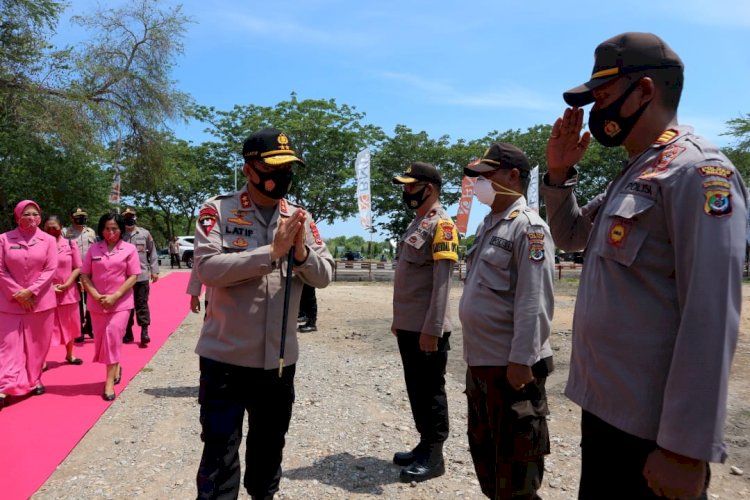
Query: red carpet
0 271 191 500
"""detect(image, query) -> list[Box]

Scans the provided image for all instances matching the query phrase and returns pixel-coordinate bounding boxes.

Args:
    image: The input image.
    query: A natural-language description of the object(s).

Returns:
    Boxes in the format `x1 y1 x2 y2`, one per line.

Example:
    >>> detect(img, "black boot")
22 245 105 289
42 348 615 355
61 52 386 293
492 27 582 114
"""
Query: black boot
393 442 424 466
122 330 134 344
399 442 445 483
139 327 150 348
298 320 317 333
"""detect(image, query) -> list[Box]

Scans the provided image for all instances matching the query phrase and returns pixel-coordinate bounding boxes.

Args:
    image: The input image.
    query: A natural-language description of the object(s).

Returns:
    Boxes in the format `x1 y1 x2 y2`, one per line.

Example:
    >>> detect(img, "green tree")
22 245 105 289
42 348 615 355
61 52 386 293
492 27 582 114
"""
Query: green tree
194 93 385 224
724 114 750 186
0 0 191 229
120 133 225 242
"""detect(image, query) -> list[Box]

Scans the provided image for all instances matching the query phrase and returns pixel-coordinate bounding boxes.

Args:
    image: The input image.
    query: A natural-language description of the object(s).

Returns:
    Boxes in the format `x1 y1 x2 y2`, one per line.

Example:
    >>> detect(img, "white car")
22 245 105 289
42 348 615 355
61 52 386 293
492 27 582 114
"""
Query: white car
176 236 195 268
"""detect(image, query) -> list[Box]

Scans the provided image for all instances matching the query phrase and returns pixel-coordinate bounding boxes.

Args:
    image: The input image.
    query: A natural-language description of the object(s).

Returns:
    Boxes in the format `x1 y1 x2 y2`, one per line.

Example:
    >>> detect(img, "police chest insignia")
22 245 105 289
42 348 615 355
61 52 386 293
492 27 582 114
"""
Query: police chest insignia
639 144 685 180
309 220 323 245
704 190 732 217
233 238 248 248
607 218 631 248
227 209 253 226
240 193 252 208
698 165 733 178
490 236 512 251
407 233 426 249
199 207 218 235
655 129 678 144
508 210 521 219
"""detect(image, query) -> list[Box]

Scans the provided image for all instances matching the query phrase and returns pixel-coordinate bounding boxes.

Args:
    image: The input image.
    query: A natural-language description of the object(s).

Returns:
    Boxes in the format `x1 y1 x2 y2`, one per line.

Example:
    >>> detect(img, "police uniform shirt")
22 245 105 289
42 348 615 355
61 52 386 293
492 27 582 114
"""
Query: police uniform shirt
121 226 159 282
63 225 97 261
459 196 555 368
392 203 459 336
541 126 747 463
193 186 334 370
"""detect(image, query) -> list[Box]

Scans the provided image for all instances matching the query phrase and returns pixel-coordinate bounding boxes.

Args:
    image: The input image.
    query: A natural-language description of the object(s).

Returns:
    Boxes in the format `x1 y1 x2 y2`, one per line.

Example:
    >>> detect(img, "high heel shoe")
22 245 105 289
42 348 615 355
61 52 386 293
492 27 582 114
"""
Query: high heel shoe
32 384 45 396
114 366 122 385
102 391 116 401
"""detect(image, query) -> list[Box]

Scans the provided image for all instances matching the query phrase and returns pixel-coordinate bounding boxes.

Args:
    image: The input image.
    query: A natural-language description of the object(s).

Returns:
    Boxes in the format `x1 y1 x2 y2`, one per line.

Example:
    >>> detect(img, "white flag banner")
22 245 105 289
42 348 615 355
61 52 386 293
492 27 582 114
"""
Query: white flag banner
355 148 372 230
109 171 121 205
527 165 539 211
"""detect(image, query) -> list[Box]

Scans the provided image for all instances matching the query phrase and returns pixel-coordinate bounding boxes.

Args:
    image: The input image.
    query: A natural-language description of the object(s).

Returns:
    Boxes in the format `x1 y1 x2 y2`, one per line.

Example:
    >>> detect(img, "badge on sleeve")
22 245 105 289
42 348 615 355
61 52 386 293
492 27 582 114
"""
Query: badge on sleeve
431 219 459 261
607 219 632 248
704 190 732 217
527 231 545 262
199 207 218 235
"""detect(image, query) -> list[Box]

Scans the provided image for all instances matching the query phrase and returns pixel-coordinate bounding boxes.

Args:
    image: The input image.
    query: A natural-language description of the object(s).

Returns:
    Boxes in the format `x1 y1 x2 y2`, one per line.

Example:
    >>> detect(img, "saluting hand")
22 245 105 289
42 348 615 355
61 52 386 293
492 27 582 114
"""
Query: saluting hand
547 107 591 184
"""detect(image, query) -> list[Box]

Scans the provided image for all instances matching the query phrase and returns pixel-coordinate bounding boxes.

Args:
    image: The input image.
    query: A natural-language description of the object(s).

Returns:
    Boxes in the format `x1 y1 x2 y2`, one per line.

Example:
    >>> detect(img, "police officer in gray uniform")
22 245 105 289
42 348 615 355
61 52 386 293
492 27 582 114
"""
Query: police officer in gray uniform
542 32 747 499
64 207 97 342
194 128 334 500
460 143 555 499
120 207 159 347
391 162 459 483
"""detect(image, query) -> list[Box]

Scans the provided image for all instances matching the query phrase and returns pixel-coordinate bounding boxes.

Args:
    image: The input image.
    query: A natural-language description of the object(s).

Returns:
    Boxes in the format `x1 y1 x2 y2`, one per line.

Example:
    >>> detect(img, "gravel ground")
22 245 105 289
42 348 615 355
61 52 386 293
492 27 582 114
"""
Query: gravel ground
34 278 750 499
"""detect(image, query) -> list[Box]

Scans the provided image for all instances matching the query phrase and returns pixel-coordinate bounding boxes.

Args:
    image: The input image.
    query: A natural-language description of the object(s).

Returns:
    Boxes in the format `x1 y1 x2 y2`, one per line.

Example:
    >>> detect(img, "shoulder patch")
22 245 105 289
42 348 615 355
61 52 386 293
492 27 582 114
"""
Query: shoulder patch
697 165 733 178
199 207 218 235
704 190 732 217
527 230 545 263
431 219 459 261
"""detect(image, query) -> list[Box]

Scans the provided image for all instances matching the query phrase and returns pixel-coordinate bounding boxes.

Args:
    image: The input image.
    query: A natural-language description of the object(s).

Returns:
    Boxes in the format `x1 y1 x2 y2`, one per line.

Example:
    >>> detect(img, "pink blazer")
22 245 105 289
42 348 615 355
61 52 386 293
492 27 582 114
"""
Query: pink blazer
52 237 82 306
0 228 58 314
81 240 141 314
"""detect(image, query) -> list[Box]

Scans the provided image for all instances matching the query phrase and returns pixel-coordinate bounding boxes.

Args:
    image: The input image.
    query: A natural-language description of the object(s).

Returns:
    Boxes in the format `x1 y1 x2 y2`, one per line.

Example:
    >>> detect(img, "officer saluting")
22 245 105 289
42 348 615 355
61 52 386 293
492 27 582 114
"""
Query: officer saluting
193 128 334 500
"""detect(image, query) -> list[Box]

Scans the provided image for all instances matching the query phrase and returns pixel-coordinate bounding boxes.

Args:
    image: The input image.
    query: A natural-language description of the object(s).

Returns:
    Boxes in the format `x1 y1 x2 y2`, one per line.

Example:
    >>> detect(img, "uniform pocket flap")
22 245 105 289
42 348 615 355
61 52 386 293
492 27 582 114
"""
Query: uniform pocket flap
603 193 655 219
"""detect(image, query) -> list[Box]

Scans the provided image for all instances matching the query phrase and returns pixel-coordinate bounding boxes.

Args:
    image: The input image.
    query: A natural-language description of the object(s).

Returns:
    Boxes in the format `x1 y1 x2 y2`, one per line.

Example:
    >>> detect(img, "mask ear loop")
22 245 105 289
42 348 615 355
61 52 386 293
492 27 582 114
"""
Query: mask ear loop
489 179 523 197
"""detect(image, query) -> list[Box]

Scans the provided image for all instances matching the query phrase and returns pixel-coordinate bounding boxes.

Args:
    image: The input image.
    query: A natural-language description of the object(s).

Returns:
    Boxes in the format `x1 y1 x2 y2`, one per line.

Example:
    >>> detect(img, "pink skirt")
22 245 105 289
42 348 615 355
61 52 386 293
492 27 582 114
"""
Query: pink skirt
51 303 81 347
90 309 131 365
22 309 54 388
0 312 32 395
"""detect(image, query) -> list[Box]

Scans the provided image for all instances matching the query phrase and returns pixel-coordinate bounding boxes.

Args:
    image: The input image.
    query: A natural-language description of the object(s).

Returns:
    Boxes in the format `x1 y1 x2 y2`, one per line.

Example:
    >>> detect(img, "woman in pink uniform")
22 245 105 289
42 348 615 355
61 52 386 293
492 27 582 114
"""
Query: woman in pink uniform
43 215 84 365
0 200 58 409
80 213 140 401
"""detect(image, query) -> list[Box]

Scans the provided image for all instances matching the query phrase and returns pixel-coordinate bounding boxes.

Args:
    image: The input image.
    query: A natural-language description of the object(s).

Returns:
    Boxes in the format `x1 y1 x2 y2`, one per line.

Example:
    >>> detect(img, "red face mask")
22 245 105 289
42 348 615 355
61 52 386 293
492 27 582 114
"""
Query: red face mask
46 227 62 238
19 215 41 231
103 230 121 243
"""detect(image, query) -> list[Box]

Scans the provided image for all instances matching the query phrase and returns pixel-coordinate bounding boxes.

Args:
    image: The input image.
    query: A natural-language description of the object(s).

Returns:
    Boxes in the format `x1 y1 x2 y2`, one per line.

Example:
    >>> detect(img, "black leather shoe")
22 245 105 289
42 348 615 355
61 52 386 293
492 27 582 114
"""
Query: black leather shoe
32 384 45 396
399 459 445 483
122 331 134 344
298 322 317 333
393 450 417 466
297 315 308 324
102 391 116 401
73 335 85 344
139 328 150 348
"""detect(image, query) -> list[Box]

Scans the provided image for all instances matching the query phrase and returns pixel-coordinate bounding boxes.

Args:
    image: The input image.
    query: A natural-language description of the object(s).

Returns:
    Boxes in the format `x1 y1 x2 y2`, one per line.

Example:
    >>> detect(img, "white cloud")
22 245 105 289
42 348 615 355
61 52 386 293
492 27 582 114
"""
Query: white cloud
380 72 555 111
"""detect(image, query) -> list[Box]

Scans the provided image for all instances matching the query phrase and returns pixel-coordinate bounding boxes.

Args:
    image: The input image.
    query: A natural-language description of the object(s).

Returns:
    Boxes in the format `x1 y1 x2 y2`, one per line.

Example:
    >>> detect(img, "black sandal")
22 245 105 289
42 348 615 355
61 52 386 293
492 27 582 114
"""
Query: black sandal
66 357 84 365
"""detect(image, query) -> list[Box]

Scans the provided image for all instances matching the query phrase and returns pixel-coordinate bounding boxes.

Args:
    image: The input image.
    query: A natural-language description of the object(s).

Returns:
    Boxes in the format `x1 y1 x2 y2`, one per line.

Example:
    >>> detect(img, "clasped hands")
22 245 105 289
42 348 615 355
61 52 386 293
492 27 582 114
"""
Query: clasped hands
270 209 308 263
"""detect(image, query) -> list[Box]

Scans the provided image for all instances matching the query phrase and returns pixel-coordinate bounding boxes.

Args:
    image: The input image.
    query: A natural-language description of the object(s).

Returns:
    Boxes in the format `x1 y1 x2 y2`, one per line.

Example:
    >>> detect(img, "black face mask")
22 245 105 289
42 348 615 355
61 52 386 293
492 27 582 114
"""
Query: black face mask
73 216 87 226
251 166 293 200
588 79 651 148
402 184 429 210
124 218 136 227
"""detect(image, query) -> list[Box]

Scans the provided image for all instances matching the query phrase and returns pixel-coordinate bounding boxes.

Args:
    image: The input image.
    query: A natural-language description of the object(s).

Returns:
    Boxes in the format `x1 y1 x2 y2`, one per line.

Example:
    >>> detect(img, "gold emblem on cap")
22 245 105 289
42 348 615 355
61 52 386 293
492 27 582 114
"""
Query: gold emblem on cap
483 147 491 158
277 133 290 150
405 165 412 174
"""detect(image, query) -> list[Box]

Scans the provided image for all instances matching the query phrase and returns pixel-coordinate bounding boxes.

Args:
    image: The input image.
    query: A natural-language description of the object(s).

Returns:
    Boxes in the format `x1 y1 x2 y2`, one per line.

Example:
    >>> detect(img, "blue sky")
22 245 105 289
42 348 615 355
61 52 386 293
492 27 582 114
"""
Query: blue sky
56 0 750 241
